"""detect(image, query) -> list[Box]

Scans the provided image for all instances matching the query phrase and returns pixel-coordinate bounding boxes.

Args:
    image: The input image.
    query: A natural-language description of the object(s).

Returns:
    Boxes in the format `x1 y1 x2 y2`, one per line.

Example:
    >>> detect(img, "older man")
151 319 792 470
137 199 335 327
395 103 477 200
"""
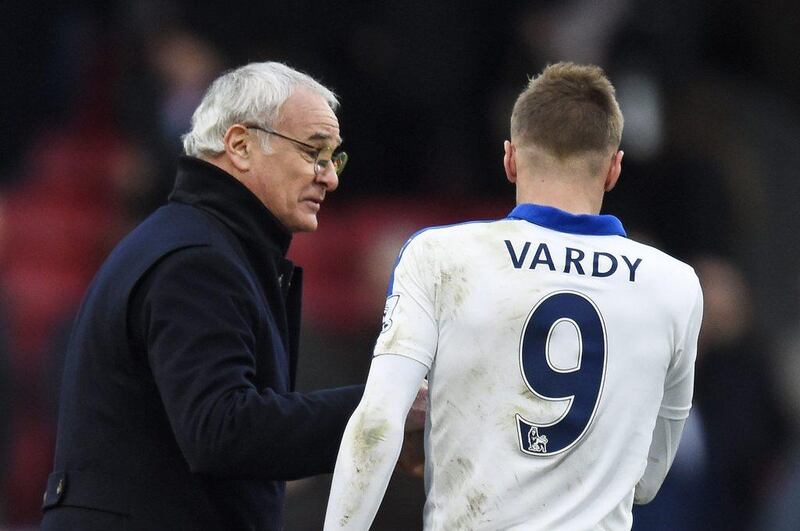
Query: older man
41 62 408 531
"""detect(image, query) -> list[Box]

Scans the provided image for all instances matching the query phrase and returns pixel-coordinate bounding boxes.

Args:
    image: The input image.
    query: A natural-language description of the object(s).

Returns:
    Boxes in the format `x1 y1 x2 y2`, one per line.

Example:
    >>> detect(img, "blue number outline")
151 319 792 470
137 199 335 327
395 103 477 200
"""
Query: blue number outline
516 290 607 457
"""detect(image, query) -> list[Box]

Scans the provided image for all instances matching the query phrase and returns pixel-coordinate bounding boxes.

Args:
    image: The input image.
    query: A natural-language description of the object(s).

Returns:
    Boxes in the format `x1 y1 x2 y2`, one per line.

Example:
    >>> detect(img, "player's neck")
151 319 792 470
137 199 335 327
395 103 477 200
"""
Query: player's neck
516 180 604 216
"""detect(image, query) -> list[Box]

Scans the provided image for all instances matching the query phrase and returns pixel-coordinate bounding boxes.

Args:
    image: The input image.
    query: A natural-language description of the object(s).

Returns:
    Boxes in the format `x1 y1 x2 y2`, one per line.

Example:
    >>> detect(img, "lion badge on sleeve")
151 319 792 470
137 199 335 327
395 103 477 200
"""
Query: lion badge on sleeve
381 295 400 333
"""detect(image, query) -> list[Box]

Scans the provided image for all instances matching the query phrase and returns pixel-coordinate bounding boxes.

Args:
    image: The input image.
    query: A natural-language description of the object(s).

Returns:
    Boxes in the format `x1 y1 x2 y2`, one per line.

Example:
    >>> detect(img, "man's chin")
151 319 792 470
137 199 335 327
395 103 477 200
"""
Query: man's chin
292 215 319 233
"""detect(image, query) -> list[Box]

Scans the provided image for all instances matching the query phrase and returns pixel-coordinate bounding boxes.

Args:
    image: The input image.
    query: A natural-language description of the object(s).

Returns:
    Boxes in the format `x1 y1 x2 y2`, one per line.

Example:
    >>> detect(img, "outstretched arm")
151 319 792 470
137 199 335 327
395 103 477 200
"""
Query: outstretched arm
136 247 363 480
324 354 428 530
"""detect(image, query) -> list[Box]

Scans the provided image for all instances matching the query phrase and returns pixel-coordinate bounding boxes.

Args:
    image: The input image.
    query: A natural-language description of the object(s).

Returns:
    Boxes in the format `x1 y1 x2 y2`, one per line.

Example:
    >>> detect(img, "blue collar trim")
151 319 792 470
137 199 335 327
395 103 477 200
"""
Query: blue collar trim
507 203 627 237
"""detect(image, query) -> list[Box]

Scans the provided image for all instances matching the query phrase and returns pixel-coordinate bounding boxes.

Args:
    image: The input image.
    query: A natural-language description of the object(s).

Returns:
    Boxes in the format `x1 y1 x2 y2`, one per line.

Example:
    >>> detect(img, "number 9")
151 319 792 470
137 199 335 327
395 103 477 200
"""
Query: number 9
516 291 607 456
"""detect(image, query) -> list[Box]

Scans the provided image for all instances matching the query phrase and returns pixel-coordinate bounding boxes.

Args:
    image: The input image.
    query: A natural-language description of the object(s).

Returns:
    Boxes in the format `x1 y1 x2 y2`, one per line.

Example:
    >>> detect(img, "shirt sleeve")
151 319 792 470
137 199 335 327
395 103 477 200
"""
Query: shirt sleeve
658 278 704 420
373 234 438 368
635 276 703 503
634 416 687 504
131 246 363 480
324 354 429 530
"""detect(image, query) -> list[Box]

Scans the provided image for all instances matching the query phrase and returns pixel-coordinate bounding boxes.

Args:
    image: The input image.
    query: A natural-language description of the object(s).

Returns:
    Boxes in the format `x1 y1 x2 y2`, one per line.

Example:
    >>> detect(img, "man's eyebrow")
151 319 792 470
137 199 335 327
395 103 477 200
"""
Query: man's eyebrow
306 132 343 146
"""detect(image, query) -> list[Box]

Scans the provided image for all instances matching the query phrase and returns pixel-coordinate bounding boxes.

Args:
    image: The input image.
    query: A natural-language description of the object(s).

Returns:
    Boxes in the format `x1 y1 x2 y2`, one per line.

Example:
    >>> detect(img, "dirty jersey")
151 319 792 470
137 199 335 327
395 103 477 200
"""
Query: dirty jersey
374 203 703 530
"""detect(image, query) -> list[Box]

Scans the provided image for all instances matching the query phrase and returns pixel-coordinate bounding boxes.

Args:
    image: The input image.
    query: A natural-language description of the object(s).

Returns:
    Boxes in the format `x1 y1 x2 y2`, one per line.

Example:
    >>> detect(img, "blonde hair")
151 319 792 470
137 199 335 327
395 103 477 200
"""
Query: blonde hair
510 62 623 158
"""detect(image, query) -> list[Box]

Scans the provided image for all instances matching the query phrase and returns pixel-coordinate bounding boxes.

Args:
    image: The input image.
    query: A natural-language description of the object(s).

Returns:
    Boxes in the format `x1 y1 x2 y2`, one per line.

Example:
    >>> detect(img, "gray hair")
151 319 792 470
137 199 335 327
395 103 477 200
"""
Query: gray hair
181 61 339 158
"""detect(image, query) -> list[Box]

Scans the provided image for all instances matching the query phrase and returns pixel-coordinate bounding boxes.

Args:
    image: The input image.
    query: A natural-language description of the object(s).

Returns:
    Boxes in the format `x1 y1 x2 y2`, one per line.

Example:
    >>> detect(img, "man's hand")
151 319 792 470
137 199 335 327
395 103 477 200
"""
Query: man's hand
396 380 427 477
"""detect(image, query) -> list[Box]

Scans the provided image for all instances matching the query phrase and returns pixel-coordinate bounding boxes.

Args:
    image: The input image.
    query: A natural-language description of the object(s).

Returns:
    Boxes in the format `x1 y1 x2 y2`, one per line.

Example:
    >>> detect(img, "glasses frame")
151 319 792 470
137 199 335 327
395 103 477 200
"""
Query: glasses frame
244 124 348 176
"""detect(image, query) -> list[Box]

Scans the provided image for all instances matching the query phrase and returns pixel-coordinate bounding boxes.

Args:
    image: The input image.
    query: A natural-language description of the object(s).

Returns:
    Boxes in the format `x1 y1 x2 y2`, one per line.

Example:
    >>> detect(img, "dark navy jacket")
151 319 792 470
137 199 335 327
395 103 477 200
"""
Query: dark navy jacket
41 157 363 530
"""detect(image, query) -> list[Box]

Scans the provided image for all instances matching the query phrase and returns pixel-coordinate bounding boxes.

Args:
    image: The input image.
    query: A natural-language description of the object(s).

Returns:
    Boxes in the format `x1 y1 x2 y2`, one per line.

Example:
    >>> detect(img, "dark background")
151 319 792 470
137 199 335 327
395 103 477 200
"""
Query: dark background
1 1 800 529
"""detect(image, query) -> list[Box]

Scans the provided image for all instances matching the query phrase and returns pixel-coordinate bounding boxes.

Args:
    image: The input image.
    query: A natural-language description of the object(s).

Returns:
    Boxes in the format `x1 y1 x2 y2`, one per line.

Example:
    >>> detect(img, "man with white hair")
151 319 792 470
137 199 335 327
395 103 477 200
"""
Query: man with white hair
41 62 419 531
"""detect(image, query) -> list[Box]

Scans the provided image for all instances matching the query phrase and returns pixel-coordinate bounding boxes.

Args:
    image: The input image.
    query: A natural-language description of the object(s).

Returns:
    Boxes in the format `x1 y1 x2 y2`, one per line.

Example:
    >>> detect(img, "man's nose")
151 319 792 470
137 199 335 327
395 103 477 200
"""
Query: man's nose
316 164 339 191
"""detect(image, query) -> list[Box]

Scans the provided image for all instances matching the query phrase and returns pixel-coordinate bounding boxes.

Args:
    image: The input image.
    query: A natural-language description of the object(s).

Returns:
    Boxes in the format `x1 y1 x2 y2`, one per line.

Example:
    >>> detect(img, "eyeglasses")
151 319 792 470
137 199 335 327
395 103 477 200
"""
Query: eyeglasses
244 124 348 176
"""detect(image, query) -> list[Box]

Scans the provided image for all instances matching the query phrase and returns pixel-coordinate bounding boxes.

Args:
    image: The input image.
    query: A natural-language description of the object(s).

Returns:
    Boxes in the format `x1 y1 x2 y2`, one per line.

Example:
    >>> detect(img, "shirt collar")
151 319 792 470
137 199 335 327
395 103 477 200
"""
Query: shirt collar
507 203 627 237
169 156 293 255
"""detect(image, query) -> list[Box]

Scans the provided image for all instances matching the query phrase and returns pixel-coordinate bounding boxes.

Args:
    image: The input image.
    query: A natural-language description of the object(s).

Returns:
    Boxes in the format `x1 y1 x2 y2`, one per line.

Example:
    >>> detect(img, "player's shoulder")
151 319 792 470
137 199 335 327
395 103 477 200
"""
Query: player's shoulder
403 217 506 247
391 219 503 273
619 236 700 290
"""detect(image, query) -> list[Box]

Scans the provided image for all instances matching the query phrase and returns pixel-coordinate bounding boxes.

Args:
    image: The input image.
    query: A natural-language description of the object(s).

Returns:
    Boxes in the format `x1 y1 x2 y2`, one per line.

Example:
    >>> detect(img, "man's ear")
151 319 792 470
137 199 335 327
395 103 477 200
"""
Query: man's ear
604 149 623 192
224 124 252 172
504 140 517 184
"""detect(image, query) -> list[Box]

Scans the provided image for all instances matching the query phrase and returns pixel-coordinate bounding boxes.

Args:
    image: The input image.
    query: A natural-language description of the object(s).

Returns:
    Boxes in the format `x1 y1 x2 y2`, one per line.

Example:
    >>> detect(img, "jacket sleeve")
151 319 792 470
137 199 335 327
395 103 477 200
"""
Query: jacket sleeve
131 246 363 481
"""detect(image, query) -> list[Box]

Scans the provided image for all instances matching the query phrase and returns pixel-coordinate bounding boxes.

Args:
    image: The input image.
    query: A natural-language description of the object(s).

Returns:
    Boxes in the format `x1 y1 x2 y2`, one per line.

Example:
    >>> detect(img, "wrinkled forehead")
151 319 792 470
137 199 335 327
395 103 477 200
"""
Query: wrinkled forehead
278 88 342 146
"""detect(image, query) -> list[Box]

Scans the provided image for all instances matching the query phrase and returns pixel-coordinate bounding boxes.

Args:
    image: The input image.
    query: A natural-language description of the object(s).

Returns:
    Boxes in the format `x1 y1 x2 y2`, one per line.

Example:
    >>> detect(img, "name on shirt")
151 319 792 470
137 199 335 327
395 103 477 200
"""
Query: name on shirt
504 240 643 282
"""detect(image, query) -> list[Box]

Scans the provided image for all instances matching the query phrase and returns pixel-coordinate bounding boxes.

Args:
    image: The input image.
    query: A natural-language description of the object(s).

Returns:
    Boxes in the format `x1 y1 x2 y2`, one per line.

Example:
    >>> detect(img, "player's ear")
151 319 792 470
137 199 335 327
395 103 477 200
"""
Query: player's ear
224 124 253 172
604 149 623 192
504 141 517 184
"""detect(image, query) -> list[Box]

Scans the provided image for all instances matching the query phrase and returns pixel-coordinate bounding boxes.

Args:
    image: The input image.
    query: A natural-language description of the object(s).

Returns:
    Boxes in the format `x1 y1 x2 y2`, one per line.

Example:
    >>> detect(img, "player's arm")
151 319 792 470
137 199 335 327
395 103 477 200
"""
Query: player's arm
635 278 703 504
634 415 686 504
324 354 428 530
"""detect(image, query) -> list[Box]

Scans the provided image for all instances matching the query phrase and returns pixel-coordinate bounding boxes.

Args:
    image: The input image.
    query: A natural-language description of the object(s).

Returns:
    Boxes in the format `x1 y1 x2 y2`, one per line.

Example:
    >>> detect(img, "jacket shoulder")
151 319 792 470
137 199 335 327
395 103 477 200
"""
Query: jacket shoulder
81 203 242 308
107 203 234 274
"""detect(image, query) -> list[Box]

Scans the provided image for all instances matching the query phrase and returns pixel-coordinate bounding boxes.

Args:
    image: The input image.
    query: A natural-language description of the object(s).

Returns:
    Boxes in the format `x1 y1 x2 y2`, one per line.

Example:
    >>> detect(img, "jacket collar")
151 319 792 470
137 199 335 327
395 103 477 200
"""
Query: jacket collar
507 203 627 237
169 156 292 256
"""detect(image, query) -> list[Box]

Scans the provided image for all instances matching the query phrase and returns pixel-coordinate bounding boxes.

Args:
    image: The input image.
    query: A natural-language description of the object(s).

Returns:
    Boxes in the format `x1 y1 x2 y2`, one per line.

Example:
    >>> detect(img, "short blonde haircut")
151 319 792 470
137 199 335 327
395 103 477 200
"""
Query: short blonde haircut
510 62 623 158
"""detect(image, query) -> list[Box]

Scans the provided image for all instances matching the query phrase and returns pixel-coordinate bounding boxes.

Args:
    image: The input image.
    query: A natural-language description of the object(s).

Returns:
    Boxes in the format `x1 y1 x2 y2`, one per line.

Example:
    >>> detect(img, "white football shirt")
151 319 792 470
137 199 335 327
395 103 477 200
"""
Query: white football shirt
374 203 703 530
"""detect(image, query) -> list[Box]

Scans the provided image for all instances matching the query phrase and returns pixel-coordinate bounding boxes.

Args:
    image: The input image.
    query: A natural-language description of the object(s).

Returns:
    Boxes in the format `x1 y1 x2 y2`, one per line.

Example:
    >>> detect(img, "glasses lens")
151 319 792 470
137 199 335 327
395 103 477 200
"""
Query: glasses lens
332 152 348 175
314 151 348 176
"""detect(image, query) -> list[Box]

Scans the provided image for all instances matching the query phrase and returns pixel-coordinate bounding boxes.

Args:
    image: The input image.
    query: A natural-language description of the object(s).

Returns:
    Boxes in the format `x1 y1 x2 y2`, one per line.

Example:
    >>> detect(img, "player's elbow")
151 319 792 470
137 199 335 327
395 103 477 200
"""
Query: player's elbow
633 488 658 505
353 406 399 440
633 476 663 505
348 403 404 453
634 452 672 505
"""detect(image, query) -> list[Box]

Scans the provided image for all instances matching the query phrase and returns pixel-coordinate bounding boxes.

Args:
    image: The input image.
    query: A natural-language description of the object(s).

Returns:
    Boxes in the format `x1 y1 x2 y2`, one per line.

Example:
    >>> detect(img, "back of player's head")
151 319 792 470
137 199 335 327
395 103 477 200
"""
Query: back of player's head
181 61 339 158
510 63 623 159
